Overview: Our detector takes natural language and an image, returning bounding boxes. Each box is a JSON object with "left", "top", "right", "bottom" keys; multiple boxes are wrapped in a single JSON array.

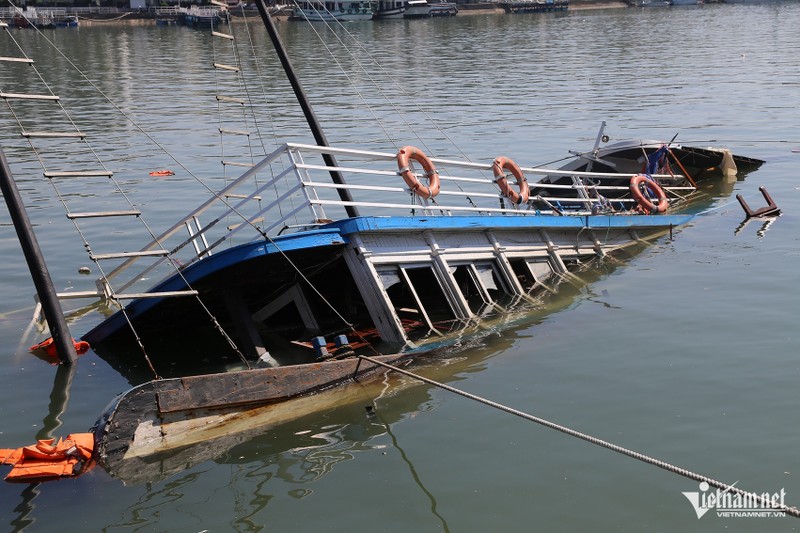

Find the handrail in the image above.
[{"left": 101, "top": 143, "right": 693, "bottom": 299}]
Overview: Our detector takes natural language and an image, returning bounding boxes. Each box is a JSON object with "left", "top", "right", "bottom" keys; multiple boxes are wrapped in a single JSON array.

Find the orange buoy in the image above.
[
  {"left": 492, "top": 156, "right": 530, "bottom": 205},
  {"left": 630, "top": 174, "right": 668, "bottom": 214},
  {"left": 29, "top": 337, "right": 90, "bottom": 364},
  {"left": 0, "top": 433, "right": 94, "bottom": 482},
  {"left": 149, "top": 169, "right": 175, "bottom": 177},
  {"left": 396, "top": 146, "right": 440, "bottom": 199}
]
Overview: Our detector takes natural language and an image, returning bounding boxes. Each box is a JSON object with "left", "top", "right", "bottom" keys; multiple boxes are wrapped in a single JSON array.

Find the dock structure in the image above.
[{"left": 499, "top": 0, "right": 569, "bottom": 13}]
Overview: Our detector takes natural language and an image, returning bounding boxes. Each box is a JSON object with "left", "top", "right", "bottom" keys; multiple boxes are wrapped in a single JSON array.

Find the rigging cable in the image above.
[
  {"left": 2, "top": 14, "right": 252, "bottom": 375},
  {"left": 357, "top": 355, "right": 800, "bottom": 519},
  {"left": 287, "top": 1, "right": 490, "bottom": 199}
]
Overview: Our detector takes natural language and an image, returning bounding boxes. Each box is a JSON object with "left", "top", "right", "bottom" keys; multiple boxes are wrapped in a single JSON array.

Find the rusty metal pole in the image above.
[{"left": 0, "top": 147, "right": 77, "bottom": 364}]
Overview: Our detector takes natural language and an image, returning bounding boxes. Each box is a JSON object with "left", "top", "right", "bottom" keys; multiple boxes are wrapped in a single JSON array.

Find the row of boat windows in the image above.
[
  {"left": 295, "top": 1, "right": 373, "bottom": 10},
  {"left": 257, "top": 257, "right": 561, "bottom": 350},
  {"left": 379, "top": 259, "right": 557, "bottom": 333}
]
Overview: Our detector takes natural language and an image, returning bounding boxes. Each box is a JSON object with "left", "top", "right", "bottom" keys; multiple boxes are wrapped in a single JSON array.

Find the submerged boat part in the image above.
[{"left": 736, "top": 186, "right": 781, "bottom": 218}]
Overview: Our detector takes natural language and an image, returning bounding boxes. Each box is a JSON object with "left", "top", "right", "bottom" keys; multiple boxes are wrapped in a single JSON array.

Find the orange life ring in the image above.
[
  {"left": 396, "top": 146, "right": 440, "bottom": 199},
  {"left": 630, "top": 174, "right": 668, "bottom": 214},
  {"left": 492, "top": 156, "right": 529, "bottom": 205}
]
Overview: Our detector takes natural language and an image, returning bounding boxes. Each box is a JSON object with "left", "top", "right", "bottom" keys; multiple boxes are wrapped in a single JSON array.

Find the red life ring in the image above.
[
  {"left": 396, "top": 146, "right": 440, "bottom": 199},
  {"left": 630, "top": 174, "right": 668, "bottom": 214},
  {"left": 492, "top": 156, "right": 529, "bottom": 205}
]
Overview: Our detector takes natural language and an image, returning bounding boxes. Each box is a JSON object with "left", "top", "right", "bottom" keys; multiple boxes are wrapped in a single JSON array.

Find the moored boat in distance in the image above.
[
  {"left": 403, "top": 0, "right": 433, "bottom": 17},
  {"left": 5, "top": 7, "right": 79, "bottom": 28},
  {"left": 499, "top": 0, "right": 569, "bottom": 14},
  {"left": 375, "top": 0, "right": 406, "bottom": 18},
  {"left": 180, "top": 5, "right": 228, "bottom": 27},
  {"left": 291, "top": 0, "right": 375, "bottom": 21},
  {"left": 630, "top": 0, "right": 671, "bottom": 6},
  {"left": 428, "top": 0, "right": 458, "bottom": 15}
]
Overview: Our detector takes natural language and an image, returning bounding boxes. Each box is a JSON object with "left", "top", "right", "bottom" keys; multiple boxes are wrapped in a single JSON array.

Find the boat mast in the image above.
[
  {"left": 0, "top": 148, "right": 78, "bottom": 363},
  {"left": 253, "top": 0, "right": 360, "bottom": 218}
]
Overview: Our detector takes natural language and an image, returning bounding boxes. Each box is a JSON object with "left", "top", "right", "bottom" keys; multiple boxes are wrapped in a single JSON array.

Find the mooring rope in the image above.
[{"left": 357, "top": 355, "right": 800, "bottom": 519}]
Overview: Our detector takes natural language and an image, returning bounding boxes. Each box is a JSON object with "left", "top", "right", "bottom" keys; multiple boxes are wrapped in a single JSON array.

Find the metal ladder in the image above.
[{"left": 1, "top": 25, "right": 198, "bottom": 306}]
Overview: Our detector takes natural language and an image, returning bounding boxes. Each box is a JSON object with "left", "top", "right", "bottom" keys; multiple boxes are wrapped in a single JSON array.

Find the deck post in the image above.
[
  {"left": 253, "top": 0, "right": 360, "bottom": 219},
  {"left": 0, "top": 148, "right": 77, "bottom": 363}
]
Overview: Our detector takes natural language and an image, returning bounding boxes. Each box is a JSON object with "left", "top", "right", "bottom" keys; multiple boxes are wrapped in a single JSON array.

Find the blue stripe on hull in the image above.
[{"left": 328, "top": 213, "right": 694, "bottom": 234}]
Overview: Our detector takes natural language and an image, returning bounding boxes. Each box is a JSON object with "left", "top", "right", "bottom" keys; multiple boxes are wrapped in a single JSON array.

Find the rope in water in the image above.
[{"left": 358, "top": 355, "right": 800, "bottom": 519}]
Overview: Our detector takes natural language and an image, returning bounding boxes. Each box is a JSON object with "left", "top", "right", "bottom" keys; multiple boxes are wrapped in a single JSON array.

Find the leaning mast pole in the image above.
[
  {"left": 0, "top": 148, "right": 78, "bottom": 364},
  {"left": 253, "top": 0, "right": 360, "bottom": 218}
]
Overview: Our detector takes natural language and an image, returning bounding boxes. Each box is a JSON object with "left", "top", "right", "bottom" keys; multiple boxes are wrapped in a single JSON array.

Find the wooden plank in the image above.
[
  {"left": 0, "top": 92, "right": 59, "bottom": 101},
  {"left": 219, "top": 127, "right": 250, "bottom": 136},
  {"left": 224, "top": 193, "right": 262, "bottom": 201},
  {"left": 90, "top": 249, "right": 170, "bottom": 260},
  {"left": 44, "top": 170, "right": 113, "bottom": 178},
  {"left": 22, "top": 131, "right": 85, "bottom": 138},
  {"left": 112, "top": 290, "right": 198, "bottom": 299},
  {"left": 0, "top": 56, "right": 34, "bottom": 63},
  {"left": 56, "top": 290, "right": 104, "bottom": 299},
  {"left": 155, "top": 353, "right": 411, "bottom": 413},
  {"left": 67, "top": 210, "right": 141, "bottom": 219},
  {"left": 216, "top": 95, "right": 244, "bottom": 105},
  {"left": 213, "top": 63, "right": 239, "bottom": 72}
]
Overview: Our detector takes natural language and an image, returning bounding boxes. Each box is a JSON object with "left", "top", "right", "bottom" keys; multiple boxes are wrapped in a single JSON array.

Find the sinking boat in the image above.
[
  {"left": 533, "top": 123, "right": 764, "bottom": 212},
  {"left": 0, "top": 0, "right": 764, "bottom": 480}
]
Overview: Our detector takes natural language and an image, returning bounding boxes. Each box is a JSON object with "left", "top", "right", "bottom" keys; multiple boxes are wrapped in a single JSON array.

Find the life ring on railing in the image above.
[
  {"left": 396, "top": 146, "right": 440, "bottom": 199},
  {"left": 630, "top": 174, "right": 668, "bottom": 214},
  {"left": 492, "top": 156, "right": 529, "bottom": 205}
]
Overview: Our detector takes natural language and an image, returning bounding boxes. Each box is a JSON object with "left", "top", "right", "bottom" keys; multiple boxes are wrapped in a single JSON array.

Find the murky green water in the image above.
[{"left": 2, "top": 4, "right": 799, "bottom": 531}]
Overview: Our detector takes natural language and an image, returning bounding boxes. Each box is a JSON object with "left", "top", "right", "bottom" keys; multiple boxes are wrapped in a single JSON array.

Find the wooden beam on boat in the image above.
[
  {"left": 96, "top": 352, "right": 414, "bottom": 449},
  {"left": 153, "top": 354, "right": 410, "bottom": 413}
]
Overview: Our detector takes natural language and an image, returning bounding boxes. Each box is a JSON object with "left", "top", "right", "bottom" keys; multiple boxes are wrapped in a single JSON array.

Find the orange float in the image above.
[
  {"left": 492, "top": 156, "right": 529, "bottom": 205},
  {"left": 29, "top": 337, "right": 90, "bottom": 363},
  {"left": 396, "top": 146, "right": 440, "bottom": 200},
  {"left": 0, "top": 433, "right": 94, "bottom": 481},
  {"left": 149, "top": 169, "right": 175, "bottom": 177},
  {"left": 630, "top": 174, "right": 668, "bottom": 214}
]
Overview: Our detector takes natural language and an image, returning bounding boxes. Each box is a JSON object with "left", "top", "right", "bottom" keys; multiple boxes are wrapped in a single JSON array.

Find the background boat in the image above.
[{"left": 291, "top": 0, "right": 375, "bottom": 21}]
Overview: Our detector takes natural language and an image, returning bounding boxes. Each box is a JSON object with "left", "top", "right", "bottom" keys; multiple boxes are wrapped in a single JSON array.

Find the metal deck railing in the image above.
[{"left": 102, "top": 142, "right": 692, "bottom": 298}]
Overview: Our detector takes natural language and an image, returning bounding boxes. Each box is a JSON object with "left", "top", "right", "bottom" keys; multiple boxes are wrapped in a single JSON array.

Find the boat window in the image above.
[
  {"left": 509, "top": 258, "right": 554, "bottom": 293},
  {"left": 452, "top": 265, "right": 489, "bottom": 314},
  {"left": 475, "top": 263, "right": 499, "bottom": 292},
  {"left": 377, "top": 269, "right": 401, "bottom": 290},
  {"left": 381, "top": 265, "right": 456, "bottom": 335}
]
